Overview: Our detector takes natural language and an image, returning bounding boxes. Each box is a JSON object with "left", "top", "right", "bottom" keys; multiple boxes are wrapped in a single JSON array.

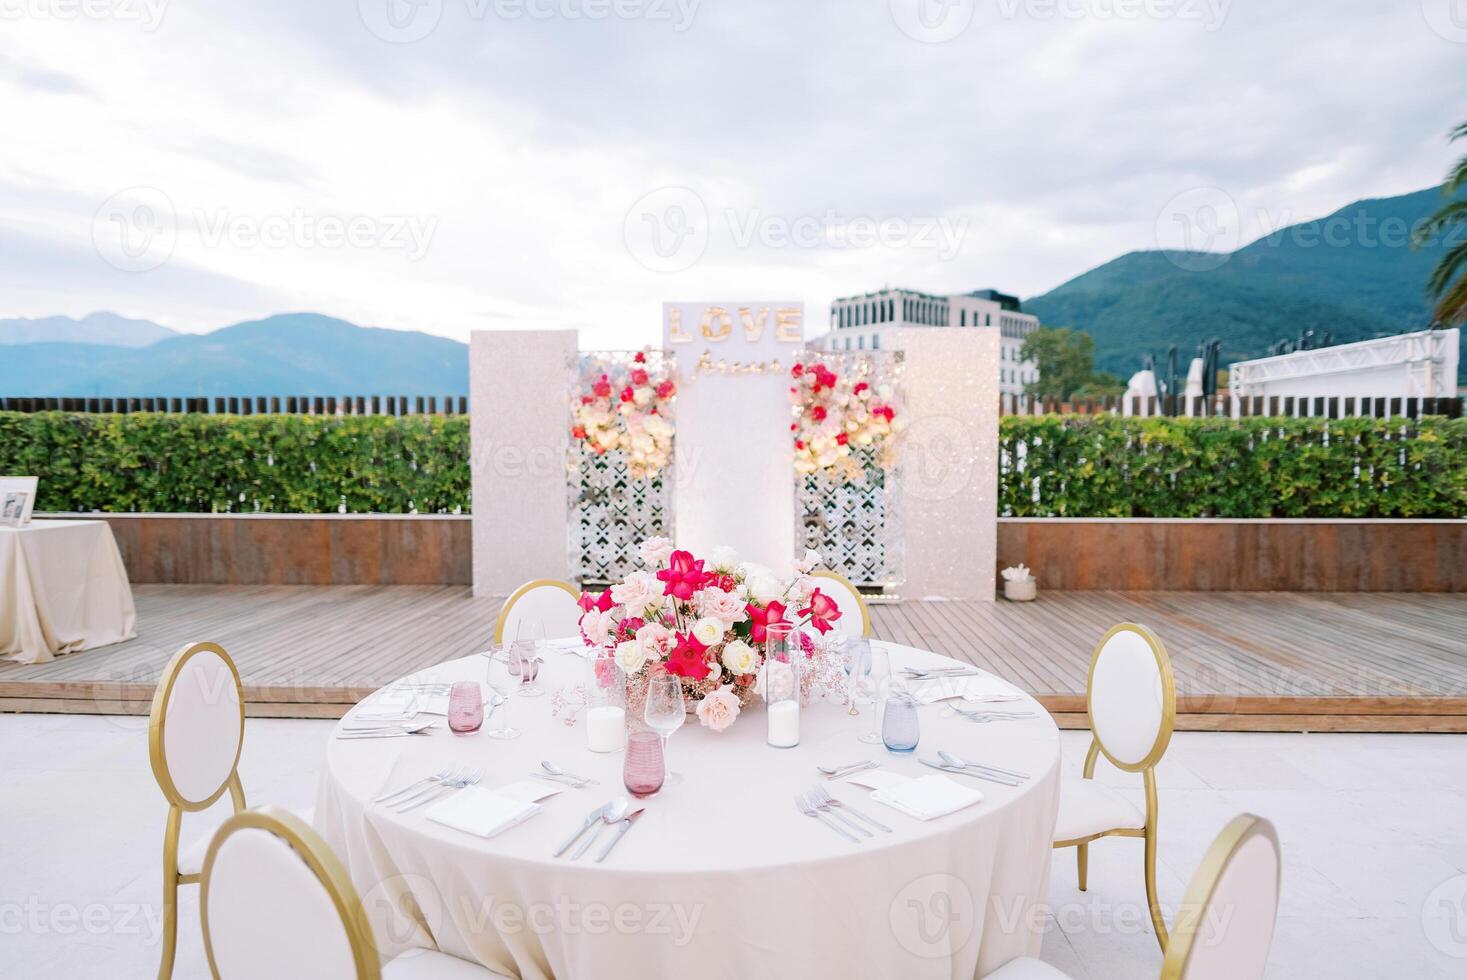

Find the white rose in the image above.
[
  {"left": 692, "top": 617, "right": 724, "bottom": 646},
  {"left": 638, "top": 536, "right": 675, "bottom": 567},
  {"left": 633, "top": 386, "right": 654, "bottom": 407},
  {"left": 709, "top": 545, "right": 739, "bottom": 571},
  {"left": 614, "top": 639, "right": 646, "bottom": 675},
  {"left": 794, "top": 548, "right": 822, "bottom": 574},
  {"left": 579, "top": 609, "right": 613, "bottom": 647},
  {"left": 721, "top": 640, "right": 758, "bottom": 676}
]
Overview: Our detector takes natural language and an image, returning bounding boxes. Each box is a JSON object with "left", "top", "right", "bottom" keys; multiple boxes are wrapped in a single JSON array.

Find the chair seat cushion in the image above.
[
  {"left": 983, "top": 956, "right": 1074, "bottom": 979},
  {"left": 179, "top": 806, "right": 315, "bottom": 877},
  {"left": 1052, "top": 778, "right": 1144, "bottom": 844},
  {"left": 384, "top": 949, "right": 512, "bottom": 979}
]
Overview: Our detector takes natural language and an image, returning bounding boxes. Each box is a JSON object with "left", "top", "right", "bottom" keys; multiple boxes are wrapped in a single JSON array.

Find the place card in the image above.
[
  {"left": 870, "top": 774, "right": 984, "bottom": 821},
  {"left": 845, "top": 769, "right": 910, "bottom": 792}
]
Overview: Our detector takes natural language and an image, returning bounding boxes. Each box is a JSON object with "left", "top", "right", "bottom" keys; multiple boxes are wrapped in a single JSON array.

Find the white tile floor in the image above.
[{"left": 2, "top": 714, "right": 1464, "bottom": 978}]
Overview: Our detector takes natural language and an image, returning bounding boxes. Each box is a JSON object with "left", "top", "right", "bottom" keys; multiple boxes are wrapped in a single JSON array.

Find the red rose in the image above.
[
  {"left": 667, "top": 632, "right": 711, "bottom": 680},
  {"left": 634, "top": 351, "right": 646, "bottom": 363},
  {"left": 630, "top": 368, "right": 649, "bottom": 386},
  {"left": 811, "top": 406, "right": 827, "bottom": 422},
  {"left": 619, "top": 386, "right": 634, "bottom": 403},
  {"left": 791, "top": 363, "right": 805, "bottom": 377},
  {"left": 656, "top": 550, "right": 712, "bottom": 600},
  {"left": 836, "top": 432, "right": 848, "bottom": 446},
  {"left": 592, "top": 377, "right": 612, "bottom": 398},
  {"left": 571, "top": 425, "right": 587, "bottom": 440},
  {"left": 746, "top": 600, "right": 791, "bottom": 644},
  {"left": 800, "top": 589, "right": 842, "bottom": 634},
  {"left": 794, "top": 439, "right": 804, "bottom": 450},
  {"left": 656, "top": 380, "right": 676, "bottom": 398},
  {"left": 853, "top": 381, "right": 869, "bottom": 395}
]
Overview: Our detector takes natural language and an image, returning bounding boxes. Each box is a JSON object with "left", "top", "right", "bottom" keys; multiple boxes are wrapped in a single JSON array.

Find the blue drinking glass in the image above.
[{"left": 881, "top": 694, "right": 920, "bottom": 753}]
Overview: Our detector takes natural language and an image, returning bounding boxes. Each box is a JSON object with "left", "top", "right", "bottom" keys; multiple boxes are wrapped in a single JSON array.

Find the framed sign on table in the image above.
[{"left": 0, "top": 476, "right": 38, "bottom": 528}]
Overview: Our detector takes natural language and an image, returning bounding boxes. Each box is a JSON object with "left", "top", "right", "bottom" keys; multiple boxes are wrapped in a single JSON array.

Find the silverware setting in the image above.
[
  {"left": 375, "top": 767, "right": 455, "bottom": 803},
  {"left": 530, "top": 771, "right": 591, "bottom": 788},
  {"left": 808, "top": 785, "right": 893, "bottom": 834},
  {"left": 595, "top": 807, "right": 646, "bottom": 862},
  {"left": 555, "top": 801, "right": 613, "bottom": 857},
  {"left": 541, "top": 761, "right": 598, "bottom": 786},
  {"left": 919, "top": 757, "right": 1022, "bottom": 786},
  {"left": 938, "top": 750, "right": 1029, "bottom": 781},
  {"left": 336, "top": 723, "right": 438, "bottom": 740},
  {"left": 555, "top": 797, "right": 631, "bottom": 859},
  {"left": 797, "top": 793, "right": 861, "bottom": 843},
  {"left": 816, "top": 760, "right": 878, "bottom": 780},
  {"left": 902, "top": 666, "right": 979, "bottom": 679},
  {"left": 388, "top": 769, "right": 482, "bottom": 812},
  {"left": 952, "top": 706, "right": 1038, "bottom": 723}
]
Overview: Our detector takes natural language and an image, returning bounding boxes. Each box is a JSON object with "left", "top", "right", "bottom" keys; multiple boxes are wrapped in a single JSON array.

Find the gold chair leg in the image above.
[
  {"left": 1143, "top": 770, "right": 1168, "bottom": 952},
  {"left": 1077, "top": 842, "right": 1089, "bottom": 891},
  {"left": 158, "top": 806, "right": 181, "bottom": 980}
]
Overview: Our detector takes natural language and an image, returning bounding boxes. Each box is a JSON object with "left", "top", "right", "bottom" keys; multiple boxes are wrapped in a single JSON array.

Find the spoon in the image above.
[
  {"left": 816, "top": 760, "right": 877, "bottom": 778},
  {"left": 542, "top": 761, "right": 598, "bottom": 786},
  {"left": 572, "top": 796, "right": 630, "bottom": 859},
  {"left": 938, "top": 750, "right": 1030, "bottom": 781},
  {"left": 903, "top": 666, "right": 978, "bottom": 679}
]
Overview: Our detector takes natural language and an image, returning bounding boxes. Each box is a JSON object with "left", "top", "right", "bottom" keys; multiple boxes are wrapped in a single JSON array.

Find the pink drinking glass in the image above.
[
  {"left": 447, "top": 681, "right": 483, "bottom": 735},
  {"left": 623, "top": 731, "right": 665, "bottom": 798}
]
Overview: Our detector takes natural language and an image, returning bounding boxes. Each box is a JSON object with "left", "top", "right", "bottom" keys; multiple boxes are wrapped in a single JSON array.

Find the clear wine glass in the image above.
[
  {"left": 858, "top": 646, "right": 890, "bottom": 744},
  {"left": 481, "top": 648, "right": 522, "bottom": 740},
  {"left": 643, "top": 672, "right": 686, "bottom": 786},
  {"left": 511, "top": 618, "right": 546, "bottom": 697},
  {"left": 842, "top": 636, "right": 872, "bottom": 717}
]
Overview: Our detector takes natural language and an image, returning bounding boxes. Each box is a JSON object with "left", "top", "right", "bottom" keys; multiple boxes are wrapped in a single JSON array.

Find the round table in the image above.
[{"left": 316, "top": 641, "right": 1061, "bottom": 979}]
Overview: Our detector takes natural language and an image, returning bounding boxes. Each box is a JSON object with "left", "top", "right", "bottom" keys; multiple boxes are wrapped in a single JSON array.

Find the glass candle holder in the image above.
[
  {"left": 447, "top": 681, "right": 483, "bottom": 735},
  {"left": 881, "top": 693, "right": 920, "bottom": 753},
  {"left": 765, "top": 624, "right": 801, "bottom": 748},
  {"left": 585, "top": 655, "right": 626, "bottom": 753},
  {"left": 623, "top": 730, "right": 665, "bottom": 798}
]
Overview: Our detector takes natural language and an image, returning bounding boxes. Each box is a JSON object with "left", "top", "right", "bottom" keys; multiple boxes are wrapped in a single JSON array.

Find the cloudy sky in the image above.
[{"left": 2, "top": 0, "right": 1466, "bottom": 347}]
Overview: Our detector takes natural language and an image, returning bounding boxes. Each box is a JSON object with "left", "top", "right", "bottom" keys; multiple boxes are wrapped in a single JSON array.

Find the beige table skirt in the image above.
[{"left": 0, "top": 519, "right": 138, "bottom": 664}]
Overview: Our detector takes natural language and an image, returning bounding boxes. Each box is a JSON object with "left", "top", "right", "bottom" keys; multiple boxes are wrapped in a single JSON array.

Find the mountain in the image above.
[
  {"left": 1025, "top": 184, "right": 1465, "bottom": 379},
  {"left": 0, "top": 313, "right": 468, "bottom": 397},
  {"left": 0, "top": 312, "right": 177, "bottom": 347}
]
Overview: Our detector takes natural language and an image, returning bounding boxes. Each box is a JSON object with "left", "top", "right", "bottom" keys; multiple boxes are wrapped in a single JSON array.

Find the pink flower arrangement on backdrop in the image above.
[
  {"left": 789, "top": 358, "right": 903, "bottom": 480},
  {"left": 578, "top": 540, "right": 842, "bottom": 730},
  {"left": 571, "top": 350, "right": 676, "bottom": 479}
]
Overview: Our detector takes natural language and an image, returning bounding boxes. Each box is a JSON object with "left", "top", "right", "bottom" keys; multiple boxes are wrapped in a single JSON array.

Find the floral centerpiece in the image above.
[
  {"left": 789, "top": 357, "right": 902, "bottom": 480},
  {"left": 571, "top": 351, "right": 676, "bottom": 478},
  {"left": 577, "top": 538, "right": 844, "bottom": 731}
]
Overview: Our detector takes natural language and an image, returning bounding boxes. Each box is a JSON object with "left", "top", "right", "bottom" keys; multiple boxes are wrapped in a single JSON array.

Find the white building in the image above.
[
  {"left": 1229, "top": 328, "right": 1460, "bottom": 400},
  {"left": 816, "top": 287, "right": 1041, "bottom": 395}
]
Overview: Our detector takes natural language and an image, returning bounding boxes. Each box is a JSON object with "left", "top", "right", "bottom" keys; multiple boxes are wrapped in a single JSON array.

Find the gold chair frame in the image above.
[
  {"left": 492, "top": 578, "right": 580, "bottom": 645},
  {"left": 1053, "top": 622, "right": 1176, "bottom": 952},
  {"left": 200, "top": 806, "right": 382, "bottom": 980},
  {"left": 148, "top": 641, "right": 247, "bottom": 980},
  {"left": 810, "top": 570, "right": 872, "bottom": 637},
  {"left": 1159, "top": 813, "right": 1279, "bottom": 979}
]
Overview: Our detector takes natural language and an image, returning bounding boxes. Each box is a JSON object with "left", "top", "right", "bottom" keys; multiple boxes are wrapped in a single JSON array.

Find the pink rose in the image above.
[
  {"left": 634, "top": 622, "right": 675, "bottom": 661},
  {"left": 610, "top": 571, "right": 662, "bottom": 614},
  {"left": 579, "top": 608, "right": 614, "bottom": 647},
  {"left": 695, "top": 685, "right": 741, "bottom": 732},
  {"left": 695, "top": 587, "right": 748, "bottom": 629}
]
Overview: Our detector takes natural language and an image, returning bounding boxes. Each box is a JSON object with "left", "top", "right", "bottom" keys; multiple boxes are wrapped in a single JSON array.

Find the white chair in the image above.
[
  {"left": 985, "top": 814, "right": 1281, "bottom": 980},
  {"left": 1052, "top": 623, "right": 1176, "bottom": 951},
  {"left": 148, "top": 641, "right": 313, "bottom": 980},
  {"left": 810, "top": 569, "right": 871, "bottom": 637},
  {"left": 493, "top": 579, "right": 581, "bottom": 644},
  {"left": 201, "top": 806, "right": 508, "bottom": 979}
]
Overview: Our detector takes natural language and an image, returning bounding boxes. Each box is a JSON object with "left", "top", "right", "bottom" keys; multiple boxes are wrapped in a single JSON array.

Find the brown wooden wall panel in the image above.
[
  {"left": 52, "top": 515, "right": 471, "bottom": 585},
  {"left": 997, "top": 519, "right": 1467, "bottom": 592}
]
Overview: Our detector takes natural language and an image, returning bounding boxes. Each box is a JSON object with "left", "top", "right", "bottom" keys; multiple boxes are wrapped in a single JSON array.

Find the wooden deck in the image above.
[{"left": 2, "top": 586, "right": 1464, "bottom": 731}]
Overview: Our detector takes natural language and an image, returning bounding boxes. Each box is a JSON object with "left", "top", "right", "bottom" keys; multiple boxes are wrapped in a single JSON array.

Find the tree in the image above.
[
  {"left": 1020, "top": 327, "right": 1109, "bottom": 399},
  {"left": 1414, "top": 120, "right": 1467, "bottom": 326}
]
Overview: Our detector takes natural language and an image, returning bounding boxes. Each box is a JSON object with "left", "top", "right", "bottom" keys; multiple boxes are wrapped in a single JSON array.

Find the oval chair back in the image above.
[
  {"left": 1161, "top": 814, "right": 1282, "bottom": 980},
  {"left": 810, "top": 570, "right": 871, "bottom": 638},
  {"left": 201, "top": 806, "right": 380, "bottom": 980},
  {"left": 150, "top": 641, "right": 247, "bottom": 812},
  {"left": 1087, "top": 623, "right": 1175, "bottom": 772},
  {"left": 493, "top": 579, "right": 582, "bottom": 645}
]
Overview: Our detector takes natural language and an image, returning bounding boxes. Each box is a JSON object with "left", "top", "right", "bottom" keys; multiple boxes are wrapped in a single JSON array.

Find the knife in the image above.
[
  {"left": 554, "top": 803, "right": 609, "bottom": 857},
  {"left": 595, "top": 808, "right": 646, "bottom": 862},
  {"left": 919, "top": 758, "right": 1022, "bottom": 786}
]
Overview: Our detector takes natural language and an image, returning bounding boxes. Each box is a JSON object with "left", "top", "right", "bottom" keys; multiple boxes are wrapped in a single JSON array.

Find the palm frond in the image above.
[
  {"left": 1450, "top": 120, "right": 1467, "bottom": 143},
  {"left": 1432, "top": 273, "right": 1467, "bottom": 326},
  {"left": 1426, "top": 238, "right": 1467, "bottom": 298},
  {"left": 1446, "top": 155, "right": 1467, "bottom": 196},
  {"left": 1412, "top": 200, "right": 1467, "bottom": 246}
]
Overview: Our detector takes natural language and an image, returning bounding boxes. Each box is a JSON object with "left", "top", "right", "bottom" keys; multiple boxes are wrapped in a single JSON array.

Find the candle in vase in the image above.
[
  {"left": 767, "top": 700, "right": 800, "bottom": 748},
  {"left": 587, "top": 705, "right": 626, "bottom": 753}
]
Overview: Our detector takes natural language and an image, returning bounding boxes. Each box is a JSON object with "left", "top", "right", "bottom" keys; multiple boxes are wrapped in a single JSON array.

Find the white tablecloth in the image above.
[
  {"left": 317, "top": 642, "right": 1061, "bottom": 979},
  {"left": 0, "top": 519, "right": 137, "bottom": 664}
]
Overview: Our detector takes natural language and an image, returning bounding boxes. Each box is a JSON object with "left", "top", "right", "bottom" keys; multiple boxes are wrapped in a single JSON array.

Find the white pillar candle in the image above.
[
  {"left": 767, "top": 700, "right": 800, "bottom": 748},
  {"left": 586, "top": 705, "right": 625, "bottom": 753}
]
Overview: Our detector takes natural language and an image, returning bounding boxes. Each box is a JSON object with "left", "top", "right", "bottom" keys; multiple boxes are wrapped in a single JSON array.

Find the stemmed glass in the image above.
[
  {"left": 481, "top": 649, "right": 522, "bottom": 740},
  {"left": 643, "top": 671, "right": 686, "bottom": 786},
  {"left": 857, "top": 646, "right": 890, "bottom": 744},
  {"left": 841, "top": 636, "right": 872, "bottom": 717},
  {"left": 510, "top": 619, "right": 546, "bottom": 697}
]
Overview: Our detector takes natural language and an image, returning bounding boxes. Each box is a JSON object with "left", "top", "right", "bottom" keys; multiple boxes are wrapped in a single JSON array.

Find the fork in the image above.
[
  {"left": 375, "top": 768, "right": 457, "bottom": 805},
  {"left": 796, "top": 795, "right": 860, "bottom": 843},
  {"left": 805, "top": 791, "right": 872, "bottom": 837},
  {"left": 808, "top": 784, "right": 892, "bottom": 833},
  {"left": 394, "top": 769, "right": 481, "bottom": 812}
]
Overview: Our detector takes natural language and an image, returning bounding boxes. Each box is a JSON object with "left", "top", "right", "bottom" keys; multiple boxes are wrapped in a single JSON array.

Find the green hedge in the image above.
[
  {"left": 1000, "top": 415, "right": 1467, "bottom": 518},
  {"left": 2, "top": 411, "right": 1464, "bottom": 517},
  {"left": 0, "top": 412, "right": 470, "bottom": 513}
]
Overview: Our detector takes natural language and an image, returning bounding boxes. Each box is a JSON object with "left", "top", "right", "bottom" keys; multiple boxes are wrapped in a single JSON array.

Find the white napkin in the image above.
[
  {"left": 496, "top": 780, "right": 565, "bottom": 803},
  {"left": 870, "top": 774, "right": 983, "bottom": 820},
  {"left": 903, "top": 674, "right": 1023, "bottom": 705},
  {"left": 845, "top": 769, "right": 910, "bottom": 792},
  {"left": 354, "top": 691, "right": 450, "bottom": 721},
  {"left": 425, "top": 787, "right": 541, "bottom": 838}
]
